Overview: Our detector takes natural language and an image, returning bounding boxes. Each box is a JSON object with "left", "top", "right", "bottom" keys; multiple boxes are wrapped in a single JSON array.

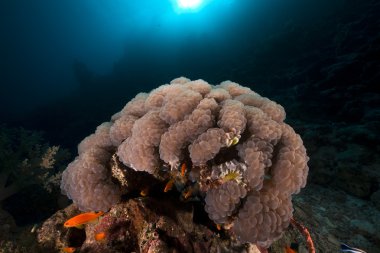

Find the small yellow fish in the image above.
[
  {"left": 62, "top": 247, "right": 76, "bottom": 253},
  {"left": 94, "top": 231, "right": 106, "bottom": 242},
  {"left": 64, "top": 211, "right": 104, "bottom": 229},
  {"left": 164, "top": 179, "right": 175, "bottom": 192}
]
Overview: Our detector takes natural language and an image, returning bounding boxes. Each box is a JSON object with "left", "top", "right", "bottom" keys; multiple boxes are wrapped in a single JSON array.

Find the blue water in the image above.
[{"left": 1, "top": 0, "right": 340, "bottom": 124}]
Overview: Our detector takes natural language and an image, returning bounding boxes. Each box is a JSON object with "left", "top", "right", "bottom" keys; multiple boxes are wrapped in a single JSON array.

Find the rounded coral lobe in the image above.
[{"left": 60, "top": 77, "right": 309, "bottom": 247}]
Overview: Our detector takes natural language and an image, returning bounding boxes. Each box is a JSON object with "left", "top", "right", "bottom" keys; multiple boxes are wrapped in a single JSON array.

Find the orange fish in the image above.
[
  {"left": 164, "top": 179, "right": 175, "bottom": 192},
  {"left": 64, "top": 211, "right": 104, "bottom": 229},
  {"left": 183, "top": 188, "right": 192, "bottom": 199},
  {"left": 181, "top": 163, "right": 187, "bottom": 177},
  {"left": 62, "top": 247, "right": 76, "bottom": 253},
  {"left": 95, "top": 231, "right": 106, "bottom": 242},
  {"left": 140, "top": 187, "right": 149, "bottom": 196},
  {"left": 285, "top": 246, "right": 297, "bottom": 253}
]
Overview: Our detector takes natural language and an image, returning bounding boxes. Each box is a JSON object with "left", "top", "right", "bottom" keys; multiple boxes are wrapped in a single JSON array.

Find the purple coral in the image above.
[{"left": 60, "top": 77, "right": 309, "bottom": 247}]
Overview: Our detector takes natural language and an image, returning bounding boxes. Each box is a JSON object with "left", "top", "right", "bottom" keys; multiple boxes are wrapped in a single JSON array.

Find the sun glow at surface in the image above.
[{"left": 177, "top": 0, "right": 202, "bottom": 9}]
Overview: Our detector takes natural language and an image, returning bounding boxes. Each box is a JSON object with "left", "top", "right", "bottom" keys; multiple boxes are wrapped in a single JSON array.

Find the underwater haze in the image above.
[
  {"left": 0, "top": 0, "right": 379, "bottom": 252},
  {"left": 1, "top": 0, "right": 339, "bottom": 126}
]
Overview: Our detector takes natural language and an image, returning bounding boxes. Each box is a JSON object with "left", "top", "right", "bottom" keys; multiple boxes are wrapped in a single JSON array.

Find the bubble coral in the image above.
[{"left": 61, "top": 77, "right": 309, "bottom": 247}]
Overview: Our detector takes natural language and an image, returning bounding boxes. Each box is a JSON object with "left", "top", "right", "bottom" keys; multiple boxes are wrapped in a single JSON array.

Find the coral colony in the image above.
[{"left": 61, "top": 77, "right": 309, "bottom": 247}]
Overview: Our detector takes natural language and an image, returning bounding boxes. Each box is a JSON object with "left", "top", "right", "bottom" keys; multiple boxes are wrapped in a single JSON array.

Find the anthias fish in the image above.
[
  {"left": 64, "top": 211, "right": 104, "bottom": 228},
  {"left": 62, "top": 247, "right": 76, "bottom": 253},
  {"left": 164, "top": 178, "right": 175, "bottom": 192},
  {"left": 181, "top": 163, "right": 187, "bottom": 177},
  {"left": 94, "top": 231, "right": 106, "bottom": 241}
]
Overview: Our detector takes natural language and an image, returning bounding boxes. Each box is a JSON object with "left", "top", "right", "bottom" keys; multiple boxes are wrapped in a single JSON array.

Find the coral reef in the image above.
[
  {"left": 0, "top": 125, "right": 70, "bottom": 204},
  {"left": 288, "top": 183, "right": 380, "bottom": 253},
  {"left": 37, "top": 199, "right": 259, "bottom": 253},
  {"left": 61, "top": 77, "right": 309, "bottom": 247},
  {"left": 301, "top": 123, "right": 380, "bottom": 200},
  {"left": 5, "top": 182, "right": 380, "bottom": 253},
  {"left": 0, "top": 125, "right": 71, "bottom": 252}
]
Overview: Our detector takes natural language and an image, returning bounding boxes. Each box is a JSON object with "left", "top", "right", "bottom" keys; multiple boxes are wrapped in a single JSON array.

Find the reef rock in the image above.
[{"left": 37, "top": 198, "right": 258, "bottom": 253}]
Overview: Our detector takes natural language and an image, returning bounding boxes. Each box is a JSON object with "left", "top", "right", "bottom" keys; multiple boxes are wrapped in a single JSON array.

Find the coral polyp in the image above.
[{"left": 212, "top": 160, "right": 246, "bottom": 185}]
